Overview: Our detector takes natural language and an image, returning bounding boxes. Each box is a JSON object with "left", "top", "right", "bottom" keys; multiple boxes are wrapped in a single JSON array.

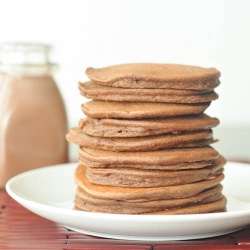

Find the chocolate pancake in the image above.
[
  {"left": 80, "top": 114, "right": 220, "bottom": 138},
  {"left": 74, "top": 165, "right": 224, "bottom": 201},
  {"left": 67, "top": 128, "right": 214, "bottom": 151},
  {"left": 85, "top": 155, "right": 225, "bottom": 187},
  {"left": 79, "top": 81, "right": 218, "bottom": 103},
  {"left": 85, "top": 64, "right": 221, "bottom": 90},
  {"left": 148, "top": 197, "right": 226, "bottom": 214},
  {"left": 81, "top": 100, "right": 211, "bottom": 119},
  {"left": 74, "top": 184, "right": 225, "bottom": 214},
  {"left": 78, "top": 146, "right": 219, "bottom": 168}
]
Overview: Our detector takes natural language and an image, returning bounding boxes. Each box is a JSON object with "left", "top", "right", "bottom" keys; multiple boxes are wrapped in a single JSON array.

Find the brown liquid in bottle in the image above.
[{"left": 0, "top": 43, "right": 68, "bottom": 188}]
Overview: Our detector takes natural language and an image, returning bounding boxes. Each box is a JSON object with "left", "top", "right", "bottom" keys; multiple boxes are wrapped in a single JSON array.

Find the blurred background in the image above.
[{"left": 1, "top": 0, "right": 249, "bottom": 161}]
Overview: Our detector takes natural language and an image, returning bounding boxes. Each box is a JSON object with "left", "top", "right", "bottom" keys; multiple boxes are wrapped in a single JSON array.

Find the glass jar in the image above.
[{"left": 0, "top": 42, "right": 68, "bottom": 188}]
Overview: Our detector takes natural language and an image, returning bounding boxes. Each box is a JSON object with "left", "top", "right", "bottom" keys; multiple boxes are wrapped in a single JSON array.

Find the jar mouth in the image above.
[
  {"left": 0, "top": 42, "right": 57, "bottom": 75},
  {"left": 0, "top": 42, "right": 52, "bottom": 59},
  {"left": 0, "top": 63, "right": 58, "bottom": 76}
]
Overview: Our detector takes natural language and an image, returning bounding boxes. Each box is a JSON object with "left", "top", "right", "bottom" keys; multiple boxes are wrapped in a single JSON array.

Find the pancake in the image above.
[
  {"left": 85, "top": 63, "right": 221, "bottom": 90},
  {"left": 81, "top": 100, "right": 211, "bottom": 119},
  {"left": 80, "top": 114, "right": 220, "bottom": 138},
  {"left": 86, "top": 155, "right": 226, "bottom": 187},
  {"left": 74, "top": 184, "right": 225, "bottom": 214},
  {"left": 78, "top": 146, "right": 219, "bottom": 168},
  {"left": 116, "top": 161, "right": 214, "bottom": 171},
  {"left": 79, "top": 81, "right": 218, "bottom": 103},
  {"left": 148, "top": 197, "right": 226, "bottom": 214},
  {"left": 74, "top": 165, "right": 224, "bottom": 201},
  {"left": 66, "top": 128, "right": 215, "bottom": 151}
]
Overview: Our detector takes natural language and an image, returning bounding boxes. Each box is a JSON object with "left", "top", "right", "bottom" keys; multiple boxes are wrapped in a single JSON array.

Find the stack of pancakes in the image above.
[{"left": 66, "top": 63, "right": 227, "bottom": 214}]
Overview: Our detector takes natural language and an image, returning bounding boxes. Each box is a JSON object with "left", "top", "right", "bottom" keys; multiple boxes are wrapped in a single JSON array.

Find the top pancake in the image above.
[{"left": 85, "top": 63, "right": 221, "bottom": 90}]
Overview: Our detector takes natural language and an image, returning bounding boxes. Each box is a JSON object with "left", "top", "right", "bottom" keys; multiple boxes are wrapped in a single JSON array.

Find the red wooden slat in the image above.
[{"left": 1, "top": 189, "right": 250, "bottom": 250}]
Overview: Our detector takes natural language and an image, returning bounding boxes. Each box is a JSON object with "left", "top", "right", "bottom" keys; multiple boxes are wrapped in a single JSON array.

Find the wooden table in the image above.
[{"left": 0, "top": 189, "right": 250, "bottom": 250}]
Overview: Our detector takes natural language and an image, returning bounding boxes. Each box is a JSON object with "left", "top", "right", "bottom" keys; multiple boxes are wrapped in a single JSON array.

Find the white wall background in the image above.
[{"left": 1, "top": 0, "right": 250, "bottom": 131}]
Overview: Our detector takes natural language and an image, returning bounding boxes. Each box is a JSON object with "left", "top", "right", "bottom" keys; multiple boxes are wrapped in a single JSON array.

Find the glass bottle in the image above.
[{"left": 0, "top": 42, "right": 68, "bottom": 188}]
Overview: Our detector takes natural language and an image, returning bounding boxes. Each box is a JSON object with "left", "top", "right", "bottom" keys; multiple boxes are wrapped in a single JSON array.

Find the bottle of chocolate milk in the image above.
[{"left": 0, "top": 43, "right": 68, "bottom": 188}]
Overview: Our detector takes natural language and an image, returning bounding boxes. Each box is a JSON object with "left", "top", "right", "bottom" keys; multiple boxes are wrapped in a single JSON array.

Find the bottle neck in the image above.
[
  {"left": 0, "top": 43, "right": 57, "bottom": 76},
  {"left": 0, "top": 63, "right": 57, "bottom": 76}
]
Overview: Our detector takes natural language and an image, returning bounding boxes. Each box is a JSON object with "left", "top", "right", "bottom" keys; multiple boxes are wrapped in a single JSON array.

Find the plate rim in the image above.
[{"left": 5, "top": 161, "right": 250, "bottom": 241}]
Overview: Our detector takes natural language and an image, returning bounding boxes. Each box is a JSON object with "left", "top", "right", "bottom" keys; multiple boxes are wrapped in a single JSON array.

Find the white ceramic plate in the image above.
[{"left": 6, "top": 162, "right": 250, "bottom": 241}]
